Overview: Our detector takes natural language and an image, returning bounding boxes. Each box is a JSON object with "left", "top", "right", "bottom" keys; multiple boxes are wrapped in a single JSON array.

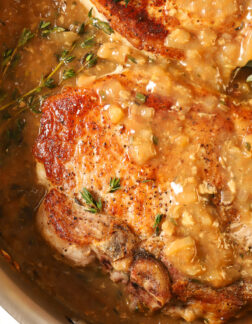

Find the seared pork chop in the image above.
[
  {"left": 34, "top": 68, "right": 252, "bottom": 323},
  {"left": 81, "top": 0, "right": 252, "bottom": 87}
]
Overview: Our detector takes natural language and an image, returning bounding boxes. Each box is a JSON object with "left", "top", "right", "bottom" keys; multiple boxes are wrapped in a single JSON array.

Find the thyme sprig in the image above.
[
  {"left": 80, "top": 188, "right": 102, "bottom": 213},
  {"left": 0, "top": 43, "right": 76, "bottom": 112},
  {"left": 2, "top": 28, "right": 34, "bottom": 77},
  {"left": 109, "top": 177, "right": 121, "bottom": 193},
  {"left": 0, "top": 12, "right": 100, "bottom": 115}
]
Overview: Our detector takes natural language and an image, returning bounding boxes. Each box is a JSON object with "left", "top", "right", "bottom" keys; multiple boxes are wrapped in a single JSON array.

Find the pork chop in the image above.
[
  {"left": 33, "top": 68, "right": 252, "bottom": 323},
  {"left": 81, "top": 0, "right": 252, "bottom": 88}
]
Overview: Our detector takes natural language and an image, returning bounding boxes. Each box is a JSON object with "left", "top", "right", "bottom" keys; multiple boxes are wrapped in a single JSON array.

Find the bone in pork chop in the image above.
[
  {"left": 33, "top": 69, "right": 252, "bottom": 323},
  {"left": 81, "top": 0, "right": 252, "bottom": 87}
]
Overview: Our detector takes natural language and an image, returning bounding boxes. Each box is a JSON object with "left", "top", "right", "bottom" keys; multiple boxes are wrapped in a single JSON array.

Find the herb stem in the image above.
[
  {"left": 76, "top": 63, "right": 87, "bottom": 74},
  {"left": 0, "top": 99, "right": 17, "bottom": 112},
  {"left": 2, "top": 28, "right": 34, "bottom": 78},
  {"left": 0, "top": 106, "right": 27, "bottom": 137},
  {"left": 21, "top": 87, "right": 39, "bottom": 100},
  {"left": 0, "top": 86, "right": 38, "bottom": 112},
  {"left": 0, "top": 42, "right": 76, "bottom": 112},
  {"left": 47, "top": 61, "right": 64, "bottom": 80},
  {"left": 2, "top": 47, "right": 18, "bottom": 77}
]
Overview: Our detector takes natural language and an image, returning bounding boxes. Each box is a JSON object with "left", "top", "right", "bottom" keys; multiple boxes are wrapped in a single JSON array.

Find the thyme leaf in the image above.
[
  {"left": 59, "top": 50, "right": 75, "bottom": 64},
  {"left": 81, "top": 36, "right": 95, "bottom": 48},
  {"left": 77, "top": 23, "right": 85, "bottom": 35},
  {"left": 44, "top": 77, "right": 56, "bottom": 89},
  {"left": 52, "top": 26, "right": 66, "bottom": 33},
  {"left": 153, "top": 214, "right": 164, "bottom": 236},
  {"left": 1, "top": 49, "right": 13, "bottom": 68},
  {"left": 18, "top": 28, "right": 34, "bottom": 47},
  {"left": 39, "top": 22, "right": 66, "bottom": 37},
  {"left": 109, "top": 177, "right": 121, "bottom": 193},
  {"left": 80, "top": 188, "right": 102, "bottom": 213},
  {"left": 84, "top": 52, "right": 97, "bottom": 68},
  {"left": 39, "top": 21, "right": 51, "bottom": 30},
  {"left": 26, "top": 94, "right": 46, "bottom": 113},
  {"left": 88, "top": 8, "right": 114, "bottom": 35},
  {"left": 135, "top": 92, "right": 146, "bottom": 104},
  {"left": 127, "top": 55, "right": 137, "bottom": 64},
  {"left": 62, "top": 69, "right": 76, "bottom": 80},
  {"left": 141, "top": 179, "right": 153, "bottom": 183}
]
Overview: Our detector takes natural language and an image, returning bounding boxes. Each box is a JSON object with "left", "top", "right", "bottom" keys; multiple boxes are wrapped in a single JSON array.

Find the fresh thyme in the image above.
[
  {"left": 81, "top": 35, "right": 95, "bottom": 48},
  {"left": 0, "top": 13, "right": 99, "bottom": 117},
  {"left": 18, "top": 28, "right": 34, "bottom": 47},
  {"left": 75, "top": 52, "right": 98, "bottom": 75},
  {"left": 39, "top": 21, "right": 66, "bottom": 37},
  {"left": 153, "top": 214, "right": 164, "bottom": 236},
  {"left": 52, "top": 26, "right": 66, "bottom": 33},
  {"left": 43, "top": 77, "right": 56, "bottom": 89},
  {"left": 58, "top": 49, "right": 75, "bottom": 64},
  {"left": 109, "top": 177, "right": 121, "bottom": 193},
  {"left": 77, "top": 23, "right": 85, "bottom": 35},
  {"left": 135, "top": 92, "right": 146, "bottom": 104},
  {"left": 127, "top": 55, "right": 137, "bottom": 64},
  {"left": 0, "top": 43, "right": 76, "bottom": 112},
  {"left": 83, "top": 52, "right": 97, "bottom": 68},
  {"left": 141, "top": 179, "right": 154, "bottom": 183},
  {"left": 2, "top": 49, "right": 13, "bottom": 69},
  {"left": 2, "top": 28, "right": 34, "bottom": 76},
  {"left": 26, "top": 94, "right": 49, "bottom": 114},
  {"left": 80, "top": 188, "right": 102, "bottom": 213},
  {"left": 62, "top": 68, "right": 76, "bottom": 80},
  {"left": 88, "top": 8, "right": 114, "bottom": 35},
  {"left": 39, "top": 21, "right": 51, "bottom": 30}
]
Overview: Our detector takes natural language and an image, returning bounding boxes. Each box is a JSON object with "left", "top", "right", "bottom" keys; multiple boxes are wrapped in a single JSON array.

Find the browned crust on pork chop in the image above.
[
  {"left": 89, "top": 0, "right": 184, "bottom": 59},
  {"left": 87, "top": 0, "right": 248, "bottom": 63}
]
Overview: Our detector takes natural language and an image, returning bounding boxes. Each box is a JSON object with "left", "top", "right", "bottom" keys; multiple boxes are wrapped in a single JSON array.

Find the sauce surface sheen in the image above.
[{"left": 0, "top": 0, "right": 252, "bottom": 323}]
